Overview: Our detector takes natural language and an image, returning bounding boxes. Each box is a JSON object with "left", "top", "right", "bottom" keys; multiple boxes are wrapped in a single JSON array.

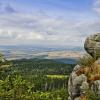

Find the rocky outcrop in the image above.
[
  {"left": 84, "top": 33, "right": 100, "bottom": 59},
  {"left": 68, "top": 33, "right": 100, "bottom": 100}
]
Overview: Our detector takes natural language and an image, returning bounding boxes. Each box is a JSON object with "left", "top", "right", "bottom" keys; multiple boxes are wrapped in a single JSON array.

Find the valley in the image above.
[{"left": 0, "top": 46, "right": 84, "bottom": 64}]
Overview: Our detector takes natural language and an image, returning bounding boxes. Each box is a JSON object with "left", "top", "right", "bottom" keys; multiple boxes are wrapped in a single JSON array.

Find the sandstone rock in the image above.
[
  {"left": 68, "top": 33, "right": 100, "bottom": 100},
  {"left": 95, "top": 58, "right": 100, "bottom": 65},
  {"left": 80, "top": 81, "right": 89, "bottom": 95},
  {"left": 73, "top": 65, "right": 82, "bottom": 71},
  {"left": 74, "top": 97, "right": 81, "bottom": 100},
  {"left": 91, "top": 80, "right": 100, "bottom": 95},
  {"left": 68, "top": 65, "right": 88, "bottom": 100},
  {"left": 68, "top": 74, "right": 88, "bottom": 100},
  {"left": 68, "top": 65, "right": 81, "bottom": 100},
  {"left": 84, "top": 33, "right": 100, "bottom": 59}
]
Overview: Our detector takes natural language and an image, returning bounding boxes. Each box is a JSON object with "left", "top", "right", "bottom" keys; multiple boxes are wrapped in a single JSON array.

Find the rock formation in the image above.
[
  {"left": 84, "top": 33, "right": 100, "bottom": 59},
  {"left": 68, "top": 33, "right": 100, "bottom": 100}
]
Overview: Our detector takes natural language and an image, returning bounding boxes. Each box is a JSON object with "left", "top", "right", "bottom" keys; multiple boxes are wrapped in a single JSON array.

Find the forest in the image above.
[{"left": 0, "top": 56, "right": 75, "bottom": 100}]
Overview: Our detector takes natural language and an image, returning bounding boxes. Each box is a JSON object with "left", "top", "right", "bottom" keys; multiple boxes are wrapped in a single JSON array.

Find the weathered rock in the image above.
[
  {"left": 68, "top": 33, "right": 100, "bottom": 100},
  {"left": 91, "top": 80, "right": 100, "bottom": 95},
  {"left": 73, "top": 65, "right": 82, "bottom": 71},
  {"left": 74, "top": 97, "right": 81, "bottom": 100},
  {"left": 84, "top": 33, "right": 100, "bottom": 59},
  {"left": 80, "top": 81, "right": 89, "bottom": 95},
  {"left": 68, "top": 64, "right": 88, "bottom": 100},
  {"left": 68, "top": 73, "right": 89, "bottom": 99},
  {"left": 95, "top": 58, "right": 100, "bottom": 65}
]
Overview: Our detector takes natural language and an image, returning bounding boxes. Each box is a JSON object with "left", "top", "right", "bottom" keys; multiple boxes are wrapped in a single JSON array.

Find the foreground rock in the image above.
[{"left": 68, "top": 33, "right": 100, "bottom": 100}]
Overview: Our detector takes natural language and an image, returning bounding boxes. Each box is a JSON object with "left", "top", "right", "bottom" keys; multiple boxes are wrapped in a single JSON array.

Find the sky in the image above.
[{"left": 0, "top": 0, "right": 100, "bottom": 47}]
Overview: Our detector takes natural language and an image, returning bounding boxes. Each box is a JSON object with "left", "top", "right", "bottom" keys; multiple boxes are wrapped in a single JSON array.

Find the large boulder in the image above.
[
  {"left": 84, "top": 33, "right": 100, "bottom": 59},
  {"left": 91, "top": 80, "right": 100, "bottom": 95},
  {"left": 68, "top": 65, "right": 89, "bottom": 100},
  {"left": 68, "top": 33, "right": 100, "bottom": 100}
]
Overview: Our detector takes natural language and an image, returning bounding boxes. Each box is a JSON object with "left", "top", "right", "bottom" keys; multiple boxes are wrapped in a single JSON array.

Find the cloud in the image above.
[
  {"left": 0, "top": 11, "right": 99, "bottom": 46},
  {"left": 0, "top": 1, "right": 100, "bottom": 46},
  {"left": 93, "top": 0, "right": 100, "bottom": 13},
  {"left": 0, "top": 30, "right": 15, "bottom": 39},
  {"left": 16, "top": 32, "right": 44, "bottom": 40}
]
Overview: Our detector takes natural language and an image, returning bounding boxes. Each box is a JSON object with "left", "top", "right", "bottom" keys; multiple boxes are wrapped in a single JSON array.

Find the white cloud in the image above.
[
  {"left": 0, "top": 2, "right": 100, "bottom": 46},
  {"left": 16, "top": 32, "right": 44, "bottom": 40},
  {"left": 0, "top": 29, "right": 14, "bottom": 39},
  {"left": 0, "top": 11, "right": 99, "bottom": 46}
]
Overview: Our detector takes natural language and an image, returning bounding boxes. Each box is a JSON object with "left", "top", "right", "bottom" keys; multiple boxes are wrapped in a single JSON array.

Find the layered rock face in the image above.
[{"left": 68, "top": 33, "right": 100, "bottom": 100}]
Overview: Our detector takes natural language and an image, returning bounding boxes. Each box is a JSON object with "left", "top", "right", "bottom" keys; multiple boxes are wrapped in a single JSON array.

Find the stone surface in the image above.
[
  {"left": 68, "top": 33, "right": 100, "bottom": 100},
  {"left": 84, "top": 33, "right": 100, "bottom": 59},
  {"left": 95, "top": 58, "right": 100, "bottom": 65},
  {"left": 91, "top": 80, "right": 100, "bottom": 95},
  {"left": 74, "top": 97, "right": 81, "bottom": 100},
  {"left": 68, "top": 66, "right": 88, "bottom": 100}
]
